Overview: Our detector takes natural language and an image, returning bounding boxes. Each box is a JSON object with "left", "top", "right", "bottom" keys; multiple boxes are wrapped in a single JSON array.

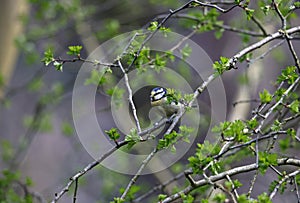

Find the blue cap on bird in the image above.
[{"left": 150, "top": 87, "right": 167, "bottom": 103}]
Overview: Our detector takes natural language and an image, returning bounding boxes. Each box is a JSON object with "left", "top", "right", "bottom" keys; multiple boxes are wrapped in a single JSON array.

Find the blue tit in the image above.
[{"left": 150, "top": 87, "right": 184, "bottom": 118}]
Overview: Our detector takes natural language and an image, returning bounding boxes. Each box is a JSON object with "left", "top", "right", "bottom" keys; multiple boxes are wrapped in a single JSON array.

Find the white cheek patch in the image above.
[{"left": 154, "top": 92, "right": 165, "bottom": 101}]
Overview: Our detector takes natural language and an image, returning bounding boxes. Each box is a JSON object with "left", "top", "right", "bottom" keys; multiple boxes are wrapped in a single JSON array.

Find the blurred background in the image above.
[{"left": 0, "top": 0, "right": 299, "bottom": 202}]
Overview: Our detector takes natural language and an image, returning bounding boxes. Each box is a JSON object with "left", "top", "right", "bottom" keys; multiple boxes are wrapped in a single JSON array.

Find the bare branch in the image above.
[
  {"left": 162, "top": 158, "right": 300, "bottom": 203},
  {"left": 117, "top": 60, "right": 142, "bottom": 133},
  {"left": 133, "top": 171, "right": 186, "bottom": 202},
  {"left": 51, "top": 117, "right": 169, "bottom": 202},
  {"left": 192, "top": 0, "right": 239, "bottom": 13},
  {"left": 286, "top": 35, "right": 300, "bottom": 72},
  {"left": 247, "top": 170, "right": 259, "bottom": 198},
  {"left": 73, "top": 178, "right": 78, "bottom": 203},
  {"left": 120, "top": 148, "right": 157, "bottom": 200},
  {"left": 249, "top": 40, "right": 285, "bottom": 65},
  {"left": 155, "top": 13, "right": 266, "bottom": 37},
  {"left": 294, "top": 176, "right": 300, "bottom": 203},
  {"left": 269, "top": 169, "right": 300, "bottom": 200},
  {"left": 272, "top": 0, "right": 286, "bottom": 29}
]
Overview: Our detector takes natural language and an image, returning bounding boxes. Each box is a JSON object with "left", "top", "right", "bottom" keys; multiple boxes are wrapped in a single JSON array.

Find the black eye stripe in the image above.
[
  {"left": 151, "top": 90, "right": 166, "bottom": 102},
  {"left": 153, "top": 91, "right": 165, "bottom": 97},
  {"left": 150, "top": 87, "right": 167, "bottom": 102}
]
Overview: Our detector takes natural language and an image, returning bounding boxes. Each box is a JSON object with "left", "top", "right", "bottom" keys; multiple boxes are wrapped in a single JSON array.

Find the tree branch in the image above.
[
  {"left": 161, "top": 158, "right": 300, "bottom": 203},
  {"left": 269, "top": 169, "right": 300, "bottom": 200},
  {"left": 117, "top": 60, "right": 142, "bottom": 133}
]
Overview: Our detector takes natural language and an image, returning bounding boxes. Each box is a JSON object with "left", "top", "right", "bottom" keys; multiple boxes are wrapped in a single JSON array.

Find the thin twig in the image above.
[
  {"left": 55, "top": 56, "right": 118, "bottom": 67},
  {"left": 285, "top": 35, "right": 300, "bottom": 72},
  {"left": 120, "top": 148, "right": 157, "bottom": 200},
  {"left": 73, "top": 178, "right": 78, "bottom": 203},
  {"left": 252, "top": 16, "right": 268, "bottom": 36},
  {"left": 249, "top": 40, "right": 285, "bottom": 65},
  {"left": 52, "top": 116, "right": 170, "bottom": 202},
  {"left": 294, "top": 176, "right": 300, "bottom": 203},
  {"left": 127, "top": 0, "right": 193, "bottom": 70},
  {"left": 162, "top": 158, "right": 300, "bottom": 203},
  {"left": 52, "top": 141, "right": 128, "bottom": 203},
  {"left": 225, "top": 174, "right": 239, "bottom": 199},
  {"left": 232, "top": 99, "right": 260, "bottom": 107},
  {"left": 272, "top": 0, "right": 286, "bottom": 29},
  {"left": 193, "top": 0, "right": 239, "bottom": 13},
  {"left": 252, "top": 77, "right": 300, "bottom": 165},
  {"left": 133, "top": 171, "right": 186, "bottom": 202},
  {"left": 254, "top": 77, "right": 300, "bottom": 134},
  {"left": 155, "top": 13, "right": 265, "bottom": 37},
  {"left": 214, "top": 131, "right": 288, "bottom": 159},
  {"left": 247, "top": 170, "right": 259, "bottom": 198},
  {"left": 117, "top": 60, "right": 142, "bottom": 133},
  {"left": 269, "top": 169, "right": 300, "bottom": 200}
]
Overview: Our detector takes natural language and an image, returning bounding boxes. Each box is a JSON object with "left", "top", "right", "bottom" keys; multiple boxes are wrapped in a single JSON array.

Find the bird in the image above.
[{"left": 150, "top": 87, "right": 184, "bottom": 118}]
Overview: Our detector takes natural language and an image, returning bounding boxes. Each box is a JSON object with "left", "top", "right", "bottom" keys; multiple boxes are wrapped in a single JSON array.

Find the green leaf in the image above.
[
  {"left": 271, "top": 120, "right": 282, "bottom": 132},
  {"left": 213, "top": 56, "right": 229, "bottom": 75},
  {"left": 153, "top": 53, "right": 166, "bottom": 72},
  {"left": 214, "top": 28, "right": 224, "bottom": 39},
  {"left": 287, "top": 128, "right": 296, "bottom": 138},
  {"left": 212, "top": 120, "right": 249, "bottom": 142},
  {"left": 259, "top": 89, "right": 272, "bottom": 103},
  {"left": 53, "top": 61, "right": 63, "bottom": 72},
  {"left": 233, "top": 179, "right": 243, "bottom": 188},
  {"left": 188, "top": 141, "right": 218, "bottom": 174},
  {"left": 289, "top": 100, "right": 299, "bottom": 113},
  {"left": 159, "top": 26, "right": 171, "bottom": 37},
  {"left": 294, "top": 2, "right": 300, "bottom": 8},
  {"left": 1, "top": 140, "right": 14, "bottom": 162},
  {"left": 39, "top": 114, "right": 53, "bottom": 132},
  {"left": 148, "top": 21, "right": 159, "bottom": 31},
  {"left": 166, "top": 51, "right": 175, "bottom": 62},
  {"left": 247, "top": 118, "right": 258, "bottom": 129},
  {"left": 259, "top": 152, "right": 278, "bottom": 174},
  {"left": 213, "top": 193, "right": 226, "bottom": 203},
  {"left": 237, "top": 194, "right": 248, "bottom": 203},
  {"left": 296, "top": 174, "right": 300, "bottom": 185},
  {"left": 277, "top": 66, "right": 298, "bottom": 84},
  {"left": 279, "top": 137, "right": 290, "bottom": 152},
  {"left": 182, "top": 194, "right": 194, "bottom": 203},
  {"left": 111, "top": 197, "right": 125, "bottom": 203},
  {"left": 25, "top": 176, "right": 33, "bottom": 187},
  {"left": 125, "top": 128, "right": 140, "bottom": 149},
  {"left": 245, "top": 8, "right": 254, "bottom": 20},
  {"left": 105, "top": 128, "right": 120, "bottom": 141},
  {"left": 158, "top": 194, "right": 167, "bottom": 201},
  {"left": 96, "top": 19, "right": 120, "bottom": 40},
  {"left": 257, "top": 192, "right": 272, "bottom": 203},
  {"left": 119, "top": 185, "right": 140, "bottom": 201},
  {"left": 106, "top": 87, "right": 125, "bottom": 108},
  {"left": 170, "top": 145, "right": 176, "bottom": 153},
  {"left": 67, "top": 45, "right": 82, "bottom": 55},
  {"left": 269, "top": 180, "right": 278, "bottom": 194},
  {"left": 181, "top": 44, "right": 192, "bottom": 60},
  {"left": 157, "top": 131, "right": 178, "bottom": 150},
  {"left": 165, "top": 88, "right": 182, "bottom": 105},
  {"left": 179, "top": 125, "right": 194, "bottom": 143},
  {"left": 85, "top": 69, "right": 104, "bottom": 86},
  {"left": 41, "top": 48, "right": 54, "bottom": 66},
  {"left": 61, "top": 122, "right": 74, "bottom": 136},
  {"left": 261, "top": 5, "right": 271, "bottom": 15}
]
